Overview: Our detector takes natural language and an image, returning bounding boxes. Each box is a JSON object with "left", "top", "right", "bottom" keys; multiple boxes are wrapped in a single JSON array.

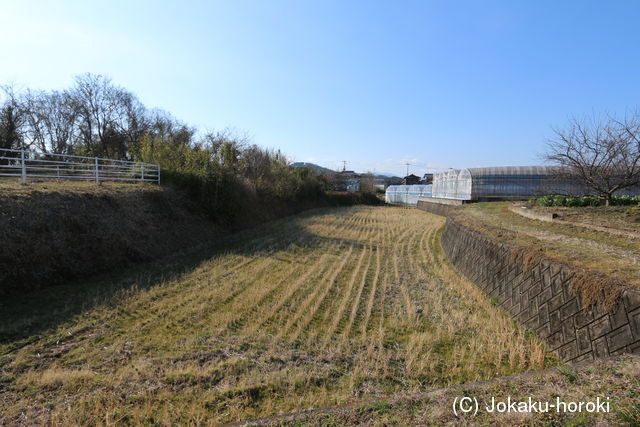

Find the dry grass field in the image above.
[
  {"left": 258, "top": 355, "right": 640, "bottom": 426},
  {"left": 0, "top": 206, "right": 555, "bottom": 424},
  {"left": 462, "top": 202, "right": 640, "bottom": 288}
]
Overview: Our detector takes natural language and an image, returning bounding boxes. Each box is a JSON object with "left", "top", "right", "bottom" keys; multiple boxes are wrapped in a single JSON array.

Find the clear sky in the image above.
[{"left": 2, "top": 0, "right": 639, "bottom": 176}]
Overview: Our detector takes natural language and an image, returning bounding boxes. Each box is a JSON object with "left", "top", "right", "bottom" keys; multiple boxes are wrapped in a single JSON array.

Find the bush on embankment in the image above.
[
  {"left": 1, "top": 73, "right": 335, "bottom": 228},
  {"left": 0, "top": 181, "right": 380, "bottom": 298},
  {"left": 0, "top": 74, "right": 382, "bottom": 296},
  {"left": 531, "top": 194, "right": 640, "bottom": 207},
  {"left": 138, "top": 134, "right": 381, "bottom": 229}
]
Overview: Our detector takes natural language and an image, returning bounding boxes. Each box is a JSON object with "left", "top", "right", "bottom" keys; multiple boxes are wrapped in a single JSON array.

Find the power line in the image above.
[{"left": 404, "top": 162, "right": 412, "bottom": 176}]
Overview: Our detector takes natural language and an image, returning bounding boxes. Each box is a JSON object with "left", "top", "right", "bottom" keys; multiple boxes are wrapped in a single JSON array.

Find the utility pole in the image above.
[
  {"left": 341, "top": 160, "right": 348, "bottom": 172},
  {"left": 405, "top": 162, "right": 412, "bottom": 176}
]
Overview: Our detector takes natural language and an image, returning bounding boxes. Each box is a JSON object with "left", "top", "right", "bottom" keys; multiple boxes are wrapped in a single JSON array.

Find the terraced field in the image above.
[
  {"left": 462, "top": 202, "right": 640, "bottom": 287},
  {"left": 0, "top": 206, "right": 555, "bottom": 424}
]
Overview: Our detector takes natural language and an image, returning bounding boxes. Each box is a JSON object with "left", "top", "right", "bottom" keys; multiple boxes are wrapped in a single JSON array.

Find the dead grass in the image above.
[
  {"left": 0, "top": 176, "right": 160, "bottom": 195},
  {"left": 0, "top": 206, "right": 557, "bottom": 425},
  {"left": 0, "top": 179, "right": 221, "bottom": 296},
  {"left": 569, "top": 271, "right": 629, "bottom": 310},
  {"left": 462, "top": 202, "right": 640, "bottom": 293},
  {"left": 533, "top": 203, "right": 640, "bottom": 234},
  {"left": 17, "top": 367, "right": 97, "bottom": 389},
  {"left": 253, "top": 355, "right": 640, "bottom": 426}
]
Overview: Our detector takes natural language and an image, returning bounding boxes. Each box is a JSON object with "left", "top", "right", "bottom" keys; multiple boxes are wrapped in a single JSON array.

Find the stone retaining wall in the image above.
[
  {"left": 420, "top": 204, "right": 640, "bottom": 362},
  {"left": 416, "top": 199, "right": 458, "bottom": 217}
]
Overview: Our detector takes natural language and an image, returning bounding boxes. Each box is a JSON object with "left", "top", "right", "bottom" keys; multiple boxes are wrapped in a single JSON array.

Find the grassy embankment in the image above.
[
  {"left": 0, "top": 180, "right": 223, "bottom": 297},
  {"left": 0, "top": 179, "right": 379, "bottom": 298},
  {"left": 459, "top": 202, "right": 640, "bottom": 291},
  {"left": 0, "top": 205, "right": 555, "bottom": 424}
]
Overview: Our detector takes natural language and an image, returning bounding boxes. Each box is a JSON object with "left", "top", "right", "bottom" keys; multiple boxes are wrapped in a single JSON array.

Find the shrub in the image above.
[
  {"left": 139, "top": 134, "right": 329, "bottom": 227},
  {"left": 552, "top": 195, "right": 567, "bottom": 206},
  {"left": 536, "top": 196, "right": 555, "bottom": 207},
  {"left": 535, "top": 194, "right": 639, "bottom": 207},
  {"left": 611, "top": 195, "right": 640, "bottom": 206},
  {"left": 565, "top": 197, "right": 581, "bottom": 207}
]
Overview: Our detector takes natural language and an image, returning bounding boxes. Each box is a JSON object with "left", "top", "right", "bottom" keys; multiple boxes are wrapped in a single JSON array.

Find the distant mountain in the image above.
[
  {"left": 290, "top": 162, "right": 403, "bottom": 182},
  {"left": 363, "top": 172, "right": 402, "bottom": 181},
  {"left": 290, "top": 162, "right": 336, "bottom": 175}
]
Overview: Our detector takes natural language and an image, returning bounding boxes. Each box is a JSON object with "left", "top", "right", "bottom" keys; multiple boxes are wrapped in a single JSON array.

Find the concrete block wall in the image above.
[
  {"left": 416, "top": 199, "right": 458, "bottom": 217},
  {"left": 418, "top": 201, "right": 640, "bottom": 362}
]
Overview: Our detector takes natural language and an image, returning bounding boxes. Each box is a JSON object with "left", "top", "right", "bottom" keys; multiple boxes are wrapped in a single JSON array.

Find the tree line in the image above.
[
  {"left": 0, "top": 73, "right": 328, "bottom": 225},
  {"left": 546, "top": 113, "right": 640, "bottom": 206},
  {"left": 1, "top": 74, "right": 150, "bottom": 158}
]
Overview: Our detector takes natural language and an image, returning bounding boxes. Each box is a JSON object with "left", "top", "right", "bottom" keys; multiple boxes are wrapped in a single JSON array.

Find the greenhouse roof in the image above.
[{"left": 465, "top": 166, "right": 559, "bottom": 177}]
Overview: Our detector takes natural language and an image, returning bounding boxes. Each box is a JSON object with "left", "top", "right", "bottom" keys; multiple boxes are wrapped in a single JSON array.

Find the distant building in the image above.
[
  {"left": 338, "top": 170, "right": 360, "bottom": 179},
  {"left": 345, "top": 180, "right": 360, "bottom": 193},
  {"left": 422, "top": 173, "right": 433, "bottom": 184},
  {"left": 334, "top": 170, "right": 361, "bottom": 191},
  {"left": 402, "top": 174, "right": 421, "bottom": 185}
]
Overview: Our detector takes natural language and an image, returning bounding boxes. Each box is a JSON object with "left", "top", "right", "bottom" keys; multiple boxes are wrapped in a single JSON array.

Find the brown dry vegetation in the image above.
[
  {"left": 461, "top": 202, "right": 640, "bottom": 290},
  {"left": 531, "top": 203, "right": 640, "bottom": 236},
  {"left": 254, "top": 354, "right": 640, "bottom": 426},
  {"left": 0, "top": 206, "right": 556, "bottom": 425},
  {"left": 0, "top": 179, "right": 377, "bottom": 297},
  {"left": 0, "top": 179, "right": 222, "bottom": 296}
]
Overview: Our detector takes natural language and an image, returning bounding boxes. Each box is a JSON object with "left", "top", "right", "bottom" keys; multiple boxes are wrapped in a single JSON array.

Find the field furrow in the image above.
[
  {"left": 339, "top": 246, "right": 373, "bottom": 345},
  {"left": 282, "top": 244, "right": 355, "bottom": 341},
  {"left": 359, "top": 244, "right": 381, "bottom": 339},
  {"left": 320, "top": 245, "right": 368, "bottom": 346}
]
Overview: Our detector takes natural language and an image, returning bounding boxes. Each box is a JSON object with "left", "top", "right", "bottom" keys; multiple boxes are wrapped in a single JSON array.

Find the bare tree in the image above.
[
  {"left": 546, "top": 114, "right": 640, "bottom": 206},
  {"left": 359, "top": 172, "right": 376, "bottom": 194},
  {"left": 22, "top": 90, "right": 77, "bottom": 154},
  {"left": 69, "top": 73, "right": 147, "bottom": 159},
  {"left": 148, "top": 109, "right": 183, "bottom": 142},
  {"left": 119, "top": 90, "right": 149, "bottom": 159},
  {"left": 240, "top": 144, "right": 275, "bottom": 185},
  {"left": 0, "top": 85, "right": 27, "bottom": 152}
]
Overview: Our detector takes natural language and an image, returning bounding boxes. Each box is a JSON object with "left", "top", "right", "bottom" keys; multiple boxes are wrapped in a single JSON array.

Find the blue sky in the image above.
[{"left": 2, "top": 0, "right": 639, "bottom": 176}]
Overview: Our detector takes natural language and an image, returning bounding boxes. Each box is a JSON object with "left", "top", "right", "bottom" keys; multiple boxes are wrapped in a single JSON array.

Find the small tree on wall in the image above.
[{"left": 545, "top": 113, "right": 640, "bottom": 206}]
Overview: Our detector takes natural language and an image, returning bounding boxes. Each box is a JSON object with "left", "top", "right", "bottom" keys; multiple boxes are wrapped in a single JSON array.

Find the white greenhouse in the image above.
[
  {"left": 430, "top": 166, "right": 587, "bottom": 201},
  {"left": 385, "top": 185, "right": 432, "bottom": 206}
]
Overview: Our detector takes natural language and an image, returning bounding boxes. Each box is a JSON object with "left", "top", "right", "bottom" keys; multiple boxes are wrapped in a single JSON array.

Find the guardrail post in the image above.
[
  {"left": 20, "top": 149, "right": 26, "bottom": 185},
  {"left": 95, "top": 158, "right": 99, "bottom": 184},
  {"left": 141, "top": 162, "right": 145, "bottom": 182},
  {"left": 157, "top": 165, "right": 161, "bottom": 185}
]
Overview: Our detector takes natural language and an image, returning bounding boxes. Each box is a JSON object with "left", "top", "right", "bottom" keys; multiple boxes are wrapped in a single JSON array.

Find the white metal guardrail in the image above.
[{"left": 0, "top": 148, "right": 160, "bottom": 185}]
